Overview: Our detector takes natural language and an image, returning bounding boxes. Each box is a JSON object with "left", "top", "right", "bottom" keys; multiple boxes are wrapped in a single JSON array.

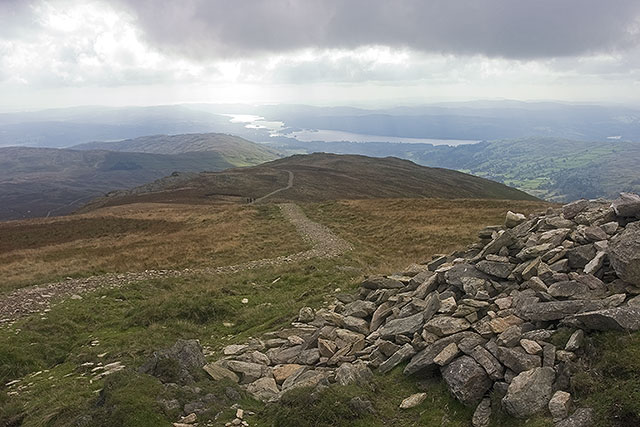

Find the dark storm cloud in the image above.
[{"left": 114, "top": 0, "right": 640, "bottom": 59}]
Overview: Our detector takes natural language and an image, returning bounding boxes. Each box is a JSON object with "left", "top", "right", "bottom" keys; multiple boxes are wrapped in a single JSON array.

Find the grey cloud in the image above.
[
  {"left": 0, "top": 0, "right": 42, "bottom": 38},
  {"left": 114, "top": 0, "right": 640, "bottom": 60}
]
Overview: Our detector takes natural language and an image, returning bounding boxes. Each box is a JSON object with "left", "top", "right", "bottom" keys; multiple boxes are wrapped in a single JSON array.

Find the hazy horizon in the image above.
[{"left": 1, "top": 0, "right": 640, "bottom": 112}]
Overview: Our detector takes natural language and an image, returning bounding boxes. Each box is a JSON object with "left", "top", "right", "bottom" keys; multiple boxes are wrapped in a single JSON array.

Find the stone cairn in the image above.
[{"left": 202, "top": 193, "right": 640, "bottom": 427}]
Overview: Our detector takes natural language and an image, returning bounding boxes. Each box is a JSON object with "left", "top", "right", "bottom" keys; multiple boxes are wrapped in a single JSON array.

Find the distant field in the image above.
[
  {"left": 304, "top": 198, "right": 550, "bottom": 272},
  {"left": 0, "top": 203, "right": 308, "bottom": 292}
]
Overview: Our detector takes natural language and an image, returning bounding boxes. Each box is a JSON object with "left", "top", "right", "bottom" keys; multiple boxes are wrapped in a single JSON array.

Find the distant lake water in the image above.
[
  {"left": 222, "top": 114, "right": 479, "bottom": 146},
  {"left": 287, "top": 129, "right": 479, "bottom": 146}
]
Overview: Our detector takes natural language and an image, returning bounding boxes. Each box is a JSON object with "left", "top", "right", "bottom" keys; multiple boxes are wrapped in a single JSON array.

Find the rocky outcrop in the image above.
[{"left": 163, "top": 193, "right": 640, "bottom": 425}]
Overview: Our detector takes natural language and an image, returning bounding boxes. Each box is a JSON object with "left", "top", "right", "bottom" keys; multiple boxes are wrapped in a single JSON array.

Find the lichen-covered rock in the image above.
[
  {"left": 441, "top": 356, "right": 492, "bottom": 406},
  {"left": 335, "top": 362, "right": 374, "bottom": 387},
  {"left": 555, "top": 407, "right": 594, "bottom": 427},
  {"left": 612, "top": 193, "right": 640, "bottom": 218},
  {"left": 609, "top": 222, "right": 640, "bottom": 286},
  {"left": 139, "top": 339, "right": 206, "bottom": 385},
  {"left": 378, "top": 312, "right": 424, "bottom": 338},
  {"left": 566, "top": 307, "right": 640, "bottom": 331},
  {"left": 502, "top": 367, "right": 555, "bottom": 418},
  {"left": 549, "top": 390, "right": 572, "bottom": 421},
  {"left": 472, "top": 397, "right": 492, "bottom": 427}
]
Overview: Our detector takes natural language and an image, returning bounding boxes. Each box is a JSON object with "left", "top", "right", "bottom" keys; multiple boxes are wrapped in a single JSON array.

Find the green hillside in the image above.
[
  {"left": 82, "top": 153, "right": 538, "bottom": 211},
  {"left": 73, "top": 133, "right": 279, "bottom": 167}
]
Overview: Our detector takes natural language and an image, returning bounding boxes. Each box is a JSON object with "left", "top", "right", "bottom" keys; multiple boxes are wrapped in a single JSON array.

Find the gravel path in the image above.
[{"left": 0, "top": 202, "right": 352, "bottom": 324}]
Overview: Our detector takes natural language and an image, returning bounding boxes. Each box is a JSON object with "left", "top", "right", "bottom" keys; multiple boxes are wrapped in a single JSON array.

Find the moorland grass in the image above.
[
  {"left": 0, "top": 203, "right": 308, "bottom": 292},
  {"left": 2, "top": 198, "right": 638, "bottom": 426}
]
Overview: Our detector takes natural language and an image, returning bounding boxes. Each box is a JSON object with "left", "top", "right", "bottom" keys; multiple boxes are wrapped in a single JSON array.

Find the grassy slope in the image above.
[
  {"left": 1, "top": 197, "right": 553, "bottom": 427},
  {"left": 272, "top": 137, "right": 640, "bottom": 201},
  {"left": 82, "top": 153, "right": 538, "bottom": 211},
  {"left": 72, "top": 133, "right": 280, "bottom": 167},
  {"left": 0, "top": 147, "right": 237, "bottom": 220},
  {"left": 2, "top": 198, "right": 638, "bottom": 426},
  {"left": 0, "top": 203, "right": 307, "bottom": 292}
]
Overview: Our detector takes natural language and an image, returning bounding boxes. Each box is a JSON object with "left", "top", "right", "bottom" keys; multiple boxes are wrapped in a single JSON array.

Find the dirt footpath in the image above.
[{"left": 0, "top": 203, "right": 352, "bottom": 324}]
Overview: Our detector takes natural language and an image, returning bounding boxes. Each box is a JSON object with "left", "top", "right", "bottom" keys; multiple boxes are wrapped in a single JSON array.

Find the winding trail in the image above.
[
  {"left": 252, "top": 170, "right": 294, "bottom": 203},
  {"left": 0, "top": 172, "right": 351, "bottom": 324}
]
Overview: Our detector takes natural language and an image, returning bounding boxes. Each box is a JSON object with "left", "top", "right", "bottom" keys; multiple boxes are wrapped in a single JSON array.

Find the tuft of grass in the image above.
[
  {"left": 571, "top": 331, "right": 640, "bottom": 427},
  {"left": 257, "top": 368, "right": 473, "bottom": 427}
]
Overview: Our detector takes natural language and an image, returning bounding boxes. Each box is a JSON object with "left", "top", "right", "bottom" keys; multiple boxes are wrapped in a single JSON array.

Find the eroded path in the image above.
[{"left": 0, "top": 202, "right": 352, "bottom": 324}]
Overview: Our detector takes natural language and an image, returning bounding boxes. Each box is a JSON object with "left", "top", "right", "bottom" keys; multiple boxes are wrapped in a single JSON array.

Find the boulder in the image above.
[
  {"left": 566, "top": 245, "right": 597, "bottom": 269},
  {"left": 612, "top": 192, "right": 640, "bottom": 218},
  {"left": 566, "top": 307, "right": 640, "bottom": 331},
  {"left": 496, "top": 347, "right": 541, "bottom": 373},
  {"left": 378, "top": 312, "right": 424, "bottom": 338},
  {"left": 505, "top": 211, "right": 527, "bottom": 228},
  {"left": 472, "top": 397, "right": 491, "bottom": 427},
  {"left": 549, "top": 390, "right": 572, "bottom": 421},
  {"left": 433, "top": 342, "right": 460, "bottom": 366},
  {"left": 343, "top": 316, "right": 370, "bottom": 335},
  {"left": 548, "top": 281, "right": 590, "bottom": 299},
  {"left": 298, "top": 307, "right": 315, "bottom": 323},
  {"left": 246, "top": 377, "right": 280, "bottom": 401},
  {"left": 441, "top": 356, "right": 492, "bottom": 406},
  {"left": 399, "top": 393, "right": 428, "bottom": 409},
  {"left": 476, "top": 260, "right": 515, "bottom": 279},
  {"left": 222, "top": 360, "right": 269, "bottom": 384},
  {"left": 404, "top": 332, "right": 480, "bottom": 375},
  {"left": 584, "top": 251, "right": 606, "bottom": 275},
  {"left": 282, "top": 369, "right": 328, "bottom": 391},
  {"left": 501, "top": 367, "right": 555, "bottom": 418},
  {"left": 445, "top": 264, "right": 491, "bottom": 288},
  {"left": 139, "top": 339, "right": 207, "bottom": 385},
  {"left": 518, "top": 301, "right": 587, "bottom": 321},
  {"left": 563, "top": 199, "right": 588, "bottom": 219},
  {"left": 369, "top": 301, "right": 394, "bottom": 331},
  {"left": 609, "top": 222, "right": 640, "bottom": 286},
  {"left": 349, "top": 397, "right": 376, "bottom": 415},
  {"left": 266, "top": 345, "right": 302, "bottom": 365},
  {"left": 317, "top": 338, "right": 337, "bottom": 358},
  {"left": 272, "top": 364, "right": 303, "bottom": 384},
  {"left": 424, "top": 316, "right": 471, "bottom": 336},
  {"left": 519, "top": 339, "right": 542, "bottom": 355},
  {"left": 378, "top": 343, "right": 416, "bottom": 374},
  {"left": 476, "top": 230, "right": 515, "bottom": 259},
  {"left": 343, "top": 300, "right": 377, "bottom": 318},
  {"left": 469, "top": 345, "right": 504, "bottom": 381},
  {"left": 565, "top": 330, "right": 584, "bottom": 351},
  {"left": 555, "top": 408, "right": 593, "bottom": 427},
  {"left": 203, "top": 363, "right": 239, "bottom": 383},
  {"left": 335, "top": 362, "right": 373, "bottom": 387},
  {"left": 361, "top": 276, "right": 404, "bottom": 290}
]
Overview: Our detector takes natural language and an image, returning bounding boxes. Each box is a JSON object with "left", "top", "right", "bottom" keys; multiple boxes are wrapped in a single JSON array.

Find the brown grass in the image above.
[
  {"left": 303, "top": 198, "right": 551, "bottom": 272},
  {"left": 0, "top": 202, "right": 308, "bottom": 292}
]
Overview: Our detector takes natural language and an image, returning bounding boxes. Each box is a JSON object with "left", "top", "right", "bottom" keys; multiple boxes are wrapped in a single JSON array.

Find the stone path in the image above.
[{"left": 0, "top": 200, "right": 352, "bottom": 325}]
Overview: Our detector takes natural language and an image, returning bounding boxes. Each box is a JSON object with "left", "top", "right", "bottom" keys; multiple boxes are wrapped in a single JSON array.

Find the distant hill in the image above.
[
  {"left": 0, "top": 135, "right": 279, "bottom": 220},
  {"left": 73, "top": 133, "right": 279, "bottom": 166},
  {"left": 81, "top": 153, "right": 538, "bottom": 210},
  {"left": 273, "top": 137, "right": 640, "bottom": 201}
]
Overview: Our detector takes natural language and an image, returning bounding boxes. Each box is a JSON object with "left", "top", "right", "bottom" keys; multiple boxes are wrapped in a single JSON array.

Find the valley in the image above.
[{"left": 0, "top": 134, "right": 279, "bottom": 220}]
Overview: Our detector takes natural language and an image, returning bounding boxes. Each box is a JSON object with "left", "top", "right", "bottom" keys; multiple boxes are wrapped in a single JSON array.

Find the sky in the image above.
[{"left": 1, "top": 0, "right": 640, "bottom": 112}]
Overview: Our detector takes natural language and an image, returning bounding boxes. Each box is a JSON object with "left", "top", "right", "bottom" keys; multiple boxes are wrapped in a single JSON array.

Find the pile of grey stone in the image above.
[{"left": 203, "top": 193, "right": 640, "bottom": 426}]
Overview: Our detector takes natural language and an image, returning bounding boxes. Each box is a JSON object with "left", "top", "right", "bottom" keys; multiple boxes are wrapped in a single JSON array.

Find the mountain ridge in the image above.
[{"left": 80, "top": 152, "right": 538, "bottom": 212}]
